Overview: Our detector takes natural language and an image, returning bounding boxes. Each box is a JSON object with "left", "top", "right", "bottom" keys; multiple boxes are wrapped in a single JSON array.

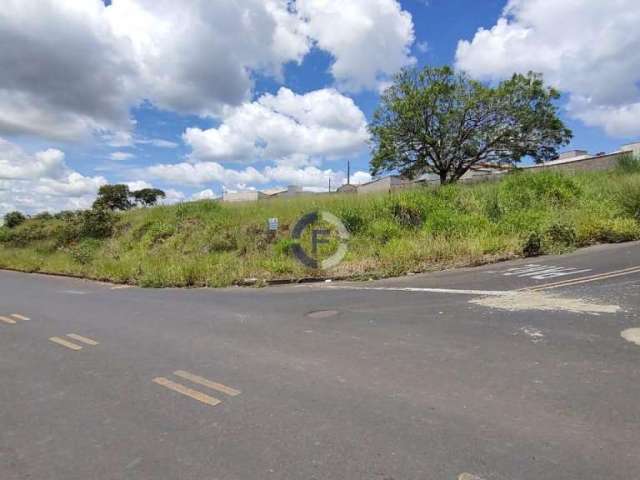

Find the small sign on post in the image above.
[{"left": 268, "top": 218, "right": 279, "bottom": 232}]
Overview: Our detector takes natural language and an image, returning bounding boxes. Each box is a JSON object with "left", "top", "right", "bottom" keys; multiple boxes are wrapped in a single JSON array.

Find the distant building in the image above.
[
  {"left": 357, "top": 175, "right": 413, "bottom": 194},
  {"left": 222, "top": 190, "right": 268, "bottom": 203},
  {"left": 621, "top": 142, "right": 640, "bottom": 156},
  {"left": 336, "top": 183, "right": 357, "bottom": 194},
  {"left": 268, "top": 185, "right": 304, "bottom": 198}
]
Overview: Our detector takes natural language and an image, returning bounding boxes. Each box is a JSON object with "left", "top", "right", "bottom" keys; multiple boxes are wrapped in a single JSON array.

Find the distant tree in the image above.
[
  {"left": 369, "top": 66, "right": 573, "bottom": 184},
  {"left": 132, "top": 188, "right": 166, "bottom": 207},
  {"left": 33, "top": 212, "right": 53, "bottom": 221},
  {"left": 93, "top": 184, "right": 133, "bottom": 211},
  {"left": 3, "top": 211, "right": 26, "bottom": 228}
]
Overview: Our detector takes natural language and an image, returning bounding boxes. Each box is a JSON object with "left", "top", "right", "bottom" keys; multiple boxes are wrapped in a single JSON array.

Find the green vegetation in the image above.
[
  {"left": 370, "top": 66, "right": 572, "bottom": 183},
  {"left": 1, "top": 168, "right": 639, "bottom": 287}
]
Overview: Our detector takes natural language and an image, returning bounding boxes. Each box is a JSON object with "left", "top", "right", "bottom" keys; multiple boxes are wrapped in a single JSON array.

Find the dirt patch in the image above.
[{"left": 470, "top": 291, "right": 621, "bottom": 315}]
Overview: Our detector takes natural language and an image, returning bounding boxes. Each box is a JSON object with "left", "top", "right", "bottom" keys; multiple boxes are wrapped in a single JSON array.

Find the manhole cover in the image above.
[{"left": 307, "top": 310, "right": 339, "bottom": 319}]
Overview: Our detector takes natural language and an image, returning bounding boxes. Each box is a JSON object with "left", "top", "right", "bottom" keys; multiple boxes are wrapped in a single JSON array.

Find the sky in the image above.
[{"left": 1, "top": 0, "right": 640, "bottom": 216}]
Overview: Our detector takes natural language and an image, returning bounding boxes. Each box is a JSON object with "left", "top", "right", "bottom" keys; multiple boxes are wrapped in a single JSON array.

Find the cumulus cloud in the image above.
[
  {"left": 295, "top": 0, "right": 415, "bottom": 91},
  {"left": 184, "top": 88, "right": 369, "bottom": 164},
  {"left": 0, "top": 138, "right": 107, "bottom": 217},
  {"left": 146, "top": 159, "right": 370, "bottom": 192},
  {"left": 0, "top": 0, "right": 309, "bottom": 141},
  {"left": 0, "top": 0, "right": 417, "bottom": 142},
  {"left": 455, "top": 0, "right": 640, "bottom": 137}
]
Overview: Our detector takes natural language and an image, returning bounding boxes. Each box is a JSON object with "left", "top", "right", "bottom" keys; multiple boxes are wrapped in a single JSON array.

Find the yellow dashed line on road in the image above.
[
  {"left": 0, "top": 316, "right": 17, "bottom": 324},
  {"left": 66, "top": 334, "right": 99, "bottom": 346},
  {"left": 10, "top": 314, "right": 30, "bottom": 321},
  {"left": 49, "top": 336, "right": 83, "bottom": 351},
  {"left": 153, "top": 377, "right": 222, "bottom": 407},
  {"left": 174, "top": 370, "right": 241, "bottom": 397}
]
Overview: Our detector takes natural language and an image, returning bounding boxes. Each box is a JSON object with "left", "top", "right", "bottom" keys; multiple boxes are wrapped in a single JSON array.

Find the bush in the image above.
[
  {"left": 338, "top": 207, "right": 366, "bottom": 234},
  {"left": 499, "top": 170, "right": 581, "bottom": 210},
  {"left": 4, "top": 211, "right": 26, "bottom": 228},
  {"left": 616, "top": 153, "right": 640, "bottom": 174},
  {"left": 544, "top": 222, "right": 577, "bottom": 248},
  {"left": 58, "top": 208, "right": 116, "bottom": 244},
  {"left": 389, "top": 201, "right": 424, "bottom": 228},
  {"left": 368, "top": 219, "right": 401, "bottom": 243},
  {"left": 522, "top": 232, "right": 542, "bottom": 257},
  {"left": 617, "top": 177, "right": 640, "bottom": 220}
]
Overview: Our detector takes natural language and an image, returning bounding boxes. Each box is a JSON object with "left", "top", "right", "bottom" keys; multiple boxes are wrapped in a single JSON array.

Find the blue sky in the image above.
[{"left": 1, "top": 0, "right": 639, "bottom": 214}]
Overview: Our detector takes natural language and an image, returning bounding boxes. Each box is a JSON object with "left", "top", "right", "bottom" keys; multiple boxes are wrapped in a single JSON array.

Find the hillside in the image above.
[{"left": 1, "top": 167, "right": 639, "bottom": 287}]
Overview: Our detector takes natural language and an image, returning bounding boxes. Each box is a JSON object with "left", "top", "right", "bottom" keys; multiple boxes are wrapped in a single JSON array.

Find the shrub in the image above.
[
  {"left": 544, "top": 222, "right": 577, "bottom": 248},
  {"left": 389, "top": 201, "right": 424, "bottom": 228},
  {"left": 499, "top": 170, "right": 581, "bottom": 210},
  {"left": 338, "top": 207, "right": 366, "bottom": 234},
  {"left": 617, "top": 177, "right": 640, "bottom": 220},
  {"left": 616, "top": 153, "right": 640, "bottom": 174},
  {"left": 4, "top": 211, "right": 26, "bottom": 228},
  {"left": 368, "top": 219, "right": 401, "bottom": 243},
  {"left": 68, "top": 239, "right": 102, "bottom": 265},
  {"left": 522, "top": 232, "right": 542, "bottom": 257}
]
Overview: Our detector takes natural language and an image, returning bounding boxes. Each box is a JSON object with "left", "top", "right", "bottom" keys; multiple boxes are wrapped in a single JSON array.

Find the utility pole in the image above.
[
  {"left": 347, "top": 160, "right": 351, "bottom": 185},
  {"left": 328, "top": 177, "right": 331, "bottom": 193}
]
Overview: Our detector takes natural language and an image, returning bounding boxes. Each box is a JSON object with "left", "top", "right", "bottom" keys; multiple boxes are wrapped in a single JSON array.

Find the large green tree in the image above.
[
  {"left": 369, "top": 66, "right": 572, "bottom": 184},
  {"left": 93, "top": 184, "right": 133, "bottom": 211},
  {"left": 132, "top": 188, "right": 166, "bottom": 207}
]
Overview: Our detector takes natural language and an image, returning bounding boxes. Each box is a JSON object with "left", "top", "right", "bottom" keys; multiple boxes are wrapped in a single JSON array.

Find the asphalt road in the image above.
[{"left": 1, "top": 242, "right": 639, "bottom": 480}]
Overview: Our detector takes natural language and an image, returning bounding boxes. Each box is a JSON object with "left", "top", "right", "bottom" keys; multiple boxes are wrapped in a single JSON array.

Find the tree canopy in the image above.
[
  {"left": 93, "top": 184, "right": 133, "bottom": 211},
  {"left": 132, "top": 188, "right": 166, "bottom": 207},
  {"left": 369, "top": 66, "right": 573, "bottom": 184},
  {"left": 3, "top": 211, "right": 26, "bottom": 228}
]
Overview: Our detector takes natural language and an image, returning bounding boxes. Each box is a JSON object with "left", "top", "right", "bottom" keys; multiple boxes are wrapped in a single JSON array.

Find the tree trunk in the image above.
[{"left": 439, "top": 171, "right": 448, "bottom": 184}]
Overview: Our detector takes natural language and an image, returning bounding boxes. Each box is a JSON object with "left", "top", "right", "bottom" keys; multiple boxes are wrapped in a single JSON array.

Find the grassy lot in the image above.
[{"left": 1, "top": 165, "right": 639, "bottom": 287}]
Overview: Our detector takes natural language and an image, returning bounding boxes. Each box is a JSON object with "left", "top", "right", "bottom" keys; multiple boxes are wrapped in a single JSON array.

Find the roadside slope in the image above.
[{"left": 1, "top": 168, "right": 639, "bottom": 287}]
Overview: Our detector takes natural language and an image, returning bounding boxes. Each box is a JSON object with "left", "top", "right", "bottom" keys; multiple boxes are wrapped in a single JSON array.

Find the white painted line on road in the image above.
[
  {"left": 153, "top": 377, "right": 222, "bottom": 407},
  {"left": 66, "top": 334, "right": 99, "bottom": 346},
  {"left": 324, "top": 286, "right": 514, "bottom": 296},
  {"left": 502, "top": 264, "right": 591, "bottom": 280},
  {"left": 621, "top": 328, "right": 640, "bottom": 346},
  {"left": 0, "top": 316, "right": 17, "bottom": 324},
  {"left": 174, "top": 370, "right": 241, "bottom": 397},
  {"left": 49, "top": 337, "right": 83, "bottom": 351},
  {"left": 10, "top": 314, "right": 30, "bottom": 321},
  {"left": 526, "top": 265, "right": 640, "bottom": 291}
]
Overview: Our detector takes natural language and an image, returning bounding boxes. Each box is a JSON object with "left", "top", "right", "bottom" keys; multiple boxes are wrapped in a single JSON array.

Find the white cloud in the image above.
[
  {"left": 184, "top": 87, "right": 369, "bottom": 164},
  {"left": 145, "top": 159, "right": 371, "bottom": 192},
  {"left": 0, "top": 0, "right": 309, "bottom": 141},
  {"left": 455, "top": 0, "right": 640, "bottom": 137},
  {"left": 191, "top": 189, "right": 218, "bottom": 201},
  {"left": 0, "top": 0, "right": 417, "bottom": 142},
  {"left": 295, "top": 0, "right": 416, "bottom": 91},
  {"left": 110, "top": 152, "right": 135, "bottom": 161},
  {"left": 0, "top": 138, "right": 107, "bottom": 217}
]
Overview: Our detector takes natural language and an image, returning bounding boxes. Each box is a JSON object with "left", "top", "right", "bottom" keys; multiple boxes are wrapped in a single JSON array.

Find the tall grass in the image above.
[{"left": 0, "top": 168, "right": 639, "bottom": 287}]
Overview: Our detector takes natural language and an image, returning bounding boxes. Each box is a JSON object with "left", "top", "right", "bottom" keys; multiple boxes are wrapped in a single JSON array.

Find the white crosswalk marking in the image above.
[{"left": 503, "top": 264, "right": 591, "bottom": 280}]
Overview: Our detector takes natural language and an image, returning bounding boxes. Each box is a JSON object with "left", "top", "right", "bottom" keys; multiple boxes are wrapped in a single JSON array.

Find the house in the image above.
[
  {"left": 356, "top": 175, "right": 413, "bottom": 194},
  {"left": 336, "top": 183, "right": 357, "bottom": 194},
  {"left": 268, "top": 185, "right": 305, "bottom": 198},
  {"left": 222, "top": 190, "right": 268, "bottom": 203}
]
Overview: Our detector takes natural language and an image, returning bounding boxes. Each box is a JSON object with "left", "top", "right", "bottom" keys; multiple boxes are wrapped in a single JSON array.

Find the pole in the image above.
[{"left": 347, "top": 160, "right": 351, "bottom": 185}]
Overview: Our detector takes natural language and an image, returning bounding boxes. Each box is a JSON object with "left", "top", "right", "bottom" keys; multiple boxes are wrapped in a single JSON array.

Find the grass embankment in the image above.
[{"left": 1, "top": 166, "right": 640, "bottom": 287}]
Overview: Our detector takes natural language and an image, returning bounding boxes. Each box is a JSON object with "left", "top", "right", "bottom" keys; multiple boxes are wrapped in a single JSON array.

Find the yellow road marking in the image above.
[
  {"left": 0, "top": 316, "right": 16, "bottom": 324},
  {"left": 66, "top": 334, "right": 99, "bottom": 346},
  {"left": 49, "top": 337, "right": 83, "bottom": 351},
  {"left": 174, "top": 370, "right": 241, "bottom": 397},
  {"left": 523, "top": 265, "right": 640, "bottom": 292},
  {"left": 10, "top": 314, "right": 30, "bottom": 321},
  {"left": 152, "top": 377, "right": 221, "bottom": 407}
]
